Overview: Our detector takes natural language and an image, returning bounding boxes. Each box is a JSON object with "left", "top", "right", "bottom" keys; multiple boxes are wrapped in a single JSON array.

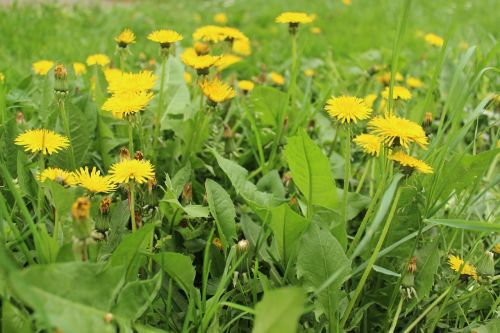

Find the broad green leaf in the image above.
[
  {"left": 256, "top": 170, "right": 286, "bottom": 202},
  {"left": 424, "top": 218, "right": 500, "bottom": 232},
  {"left": 154, "top": 252, "right": 195, "bottom": 295},
  {"left": 206, "top": 179, "right": 237, "bottom": 249},
  {"left": 112, "top": 273, "right": 162, "bottom": 321},
  {"left": 415, "top": 239, "right": 440, "bottom": 299},
  {"left": 297, "top": 223, "right": 351, "bottom": 322},
  {"left": 250, "top": 86, "right": 287, "bottom": 127},
  {"left": 284, "top": 129, "right": 337, "bottom": 211},
  {"left": 252, "top": 287, "right": 306, "bottom": 333},
  {"left": 8, "top": 262, "right": 124, "bottom": 333},
  {"left": 269, "top": 204, "right": 309, "bottom": 264}
]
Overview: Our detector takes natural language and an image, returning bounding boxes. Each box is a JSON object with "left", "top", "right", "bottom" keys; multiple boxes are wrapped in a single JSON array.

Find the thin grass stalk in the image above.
[
  {"left": 341, "top": 126, "right": 351, "bottom": 226},
  {"left": 153, "top": 55, "right": 168, "bottom": 158},
  {"left": 129, "top": 182, "right": 136, "bottom": 233}
]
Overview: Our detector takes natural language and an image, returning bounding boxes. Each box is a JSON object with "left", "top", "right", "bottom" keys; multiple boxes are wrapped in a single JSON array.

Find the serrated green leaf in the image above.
[{"left": 206, "top": 179, "right": 237, "bottom": 249}]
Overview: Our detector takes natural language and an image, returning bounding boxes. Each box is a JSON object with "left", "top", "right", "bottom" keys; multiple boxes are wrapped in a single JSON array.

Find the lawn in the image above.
[{"left": 0, "top": 0, "right": 499, "bottom": 332}]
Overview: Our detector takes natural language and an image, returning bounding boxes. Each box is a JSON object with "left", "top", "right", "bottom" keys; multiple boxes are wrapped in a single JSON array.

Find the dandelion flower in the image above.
[
  {"left": 219, "top": 27, "right": 247, "bottom": 42},
  {"left": 364, "top": 93, "right": 377, "bottom": 108},
  {"left": 304, "top": 69, "right": 315, "bottom": 77},
  {"left": 214, "top": 13, "right": 228, "bottom": 24},
  {"left": 199, "top": 77, "right": 236, "bottom": 105},
  {"left": 181, "top": 48, "right": 220, "bottom": 74},
  {"left": 106, "top": 70, "right": 157, "bottom": 94},
  {"left": 382, "top": 86, "right": 412, "bottom": 101},
  {"left": 0, "top": 72, "right": 4, "bottom": 83},
  {"left": 193, "top": 25, "right": 227, "bottom": 43},
  {"left": 448, "top": 255, "right": 477, "bottom": 279},
  {"left": 194, "top": 42, "right": 210, "bottom": 55},
  {"left": 342, "top": 0, "right": 352, "bottom": 5},
  {"left": 377, "top": 71, "right": 403, "bottom": 85},
  {"left": 184, "top": 72, "right": 192, "bottom": 85},
  {"left": 494, "top": 243, "right": 500, "bottom": 255},
  {"left": 389, "top": 151, "right": 433, "bottom": 174},
  {"left": 310, "top": 27, "right": 321, "bottom": 34},
  {"left": 147, "top": 29, "right": 183, "bottom": 48},
  {"left": 406, "top": 77, "right": 423, "bottom": 88},
  {"left": 275, "top": 12, "right": 314, "bottom": 24},
  {"left": 325, "top": 96, "right": 372, "bottom": 124},
  {"left": 425, "top": 33, "right": 444, "bottom": 47},
  {"left": 39, "top": 167, "right": 77, "bottom": 186},
  {"left": 216, "top": 54, "right": 242, "bottom": 71},
  {"left": 109, "top": 159, "right": 155, "bottom": 184},
  {"left": 368, "top": 115, "right": 428, "bottom": 148},
  {"left": 74, "top": 166, "right": 116, "bottom": 193},
  {"left": 232, "top": 39, "right": 251, "bottom": 56},
  {"left": 269, "top": 72, "right": 285, "bottom": 85},
  {"left": 102, "top": 91, "right": 154, "bottom": 119},
  {"left": 32, "top": 60, "right": 54, "bottom": 76},
  {"left": 115, "top": 28, "right": 135, "bottom": 47},
  {"left": 353, "top": 134, "right": 382, "bottom": 156},
  {"left": 15, "top": 129, "right": 69, "bottom": 155},
  {"left": 86, "top": 54, "right": 110, "bottom": 67},
  {"left": 238, "top": 80, "right": 255, "bottom": 93},
  {"left": 73, "top": 62, "right": 86, "bottom": 75},
  {"left": 104, "top": 68, "right": 123, "bottom": 83}
]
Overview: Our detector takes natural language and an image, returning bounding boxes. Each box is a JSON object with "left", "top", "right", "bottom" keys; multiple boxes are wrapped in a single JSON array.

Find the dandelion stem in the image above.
[
  {"left": 53, "top": 209, "right": 60, "bottom": 242},
  {"left": 356, "top": 158, "right": 371, "bottom": 193},
  {"left": 153, "top": 55, "right": 167, "bottom": 158},
  {"left": 58, "top": 98, "right": 76, "bottom": 170},
  {"left": 341, "top": 126, "right": 351, "bottom": 226},
  {"left": 37, "top": 153, "right": 45, "bottom": 224},
  {"left": 128, "top": 119, "right": 134, "bottom": 154},
  {"left": 341, "top": 186, "right": 403, "bottom": 327},
  {"left": 129, "top": 182, "right": 136, "bottom": 233},
  {"left": 388, "top": 297, "right": 404, "bottom": 333}
]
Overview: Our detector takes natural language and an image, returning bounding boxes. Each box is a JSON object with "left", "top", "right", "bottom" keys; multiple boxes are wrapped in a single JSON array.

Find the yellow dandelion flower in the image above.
[
  {"left": 342, "top": 0, "right": 352, "bottom": 5},
  {"left": 389, "top": 151, "right": 433, "bottom": 174},
  {"left": 353, "top": 134, "right": 382, "bottom": 156},
  {"left": 310, "top": 27, "right": 321, "bottom": 34},
  {"left": 115, "top": 28, "right": 136, "bottom": 47},
  {"left": 15, "top": 129, "right": 69, "bottom": 155},
  {"left": 193, "top": 25, "right": 227, "bottom": 43},
  {"left": 194, "top": 42, "right": 210, "bottom": 55},
  {"left": 214, "top": 13, "right": 228, "bottom": 25},
  {"left": 424, "top": 33, "right": 444, "bottom": 47},
  {"left": 107, "top": 70, "right": 157, "bottom": 94},
  {"left": 39, "top": 167, "right": 77, "bottom": 186},
  {"left": 232, "top": 39, "right": 251, "bottom": 56},
  {"left": 364, "top": 93, "right": 377, "bottom": 108},
  {"left": 74, "top": 166, "right": 116, "bottom": 193},
  {"left": 147, "top": 29, "right": 183, "bottom": 48},
  {"left": 32, "top": 60, "right": 54, "bottom": 76},
  {"left": 102, "top": 91, "right": 154, "bottom": 119},
  {"left": 86, "top": 54, "right": 110, "bottom": 67},
  {"left": 104, "top": 68, "right": 123, "bottom": 83},
  {"left": 181, "top": 48, "right": 220, "bottom": 73},
  {"left": 304, "top": 69, "right": 315, "bottom": 77},
  {"left": 269, "top": 72, "right": 285, "bottom": 85},
  {"left": 216, "top": 54, "right": 242, "bottom": 71},
  {"left": 325, "top": 96, "right": 372, "bottom": 124},
  {"left": 184, "top": 72, "right": 192, "bottom": 85},
  {"left": 0, "top": 72, "right": 5, "bottom": 83},
  {"left": 448, "top": 255, "right": 477, "bottom": 279},
  {"left": 377, "top": 71, "right": 403, "bottom": 85},
  {"left": 368, "top": 115, "right": 428, "bottom": 148},
  {"left": 494, "top": 243, "right": 500, "bottom": 254},
  {"left": 199, "top": 77, "right": 236, "bottom": 104},
  {"left": 406, "top": 76, "right": 423, "bottom": 88},
  {"left": 382, "top": 86, "right": 412, "bottom": 101},
  {"left": 238, "top": 80, "right": 255, "bottom": 93},
  {"left": 275, "top": 12, "right": 314, "bottom": 24},
  {"left": 73, "top": 62, "right": 86, "bottom": 75},
  {"left": 109, "top": 159, "right": 155, "bottom": 184},
  {"left": 219, "top": 27, "right": 248, "bottom": 42}
]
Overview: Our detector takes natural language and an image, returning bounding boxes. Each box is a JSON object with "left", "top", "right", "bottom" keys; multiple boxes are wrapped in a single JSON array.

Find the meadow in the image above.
[{"left": 0, "top": 0, "right": 499, "bottom": 332}]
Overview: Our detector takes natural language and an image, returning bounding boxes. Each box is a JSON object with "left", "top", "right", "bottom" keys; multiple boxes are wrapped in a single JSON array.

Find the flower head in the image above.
[
  {"left": 115, "top": 28, "right": 136, "bottom": 47},
  {"left": 148, "top": 29, "right": 183, "bottom": 48},
  {"left": 73, "top": 62, "right": 86, "bottom": 75},
  {"left": 216, "top": 54, "right": 242, "bottom": 71},
  {"left": 199, "top": 77, "right": 236, "bottom": 104},
  {"left": 325, "top": 96, "right": 372, "bottom": 124},
  {"left": 364, "top": 93, "right": 377, "bottom": 108},
  {"left": 406, "top": 77, "right": 423, "bottom": 88},
  {"left": 382, "top": 86, "right": 412, "bottom": 101},
  {"left": 275, "top": 12, "right": 314, "bottom": 24},
  {"left": 269, "top": 72, "right": 285, "bottom": 85},
  {"left": 32, "top": 60, "right": 54, "bottom": 76},
  {"left": 106, "top": 70, "right": 157, "bottom": 94},
  {"left": 389, "top": 151, "right": 433, "bottom": 174},
  {"left": 184, "top": 72, "right": 192, "bottom": 84},
  {"left": 310, "top": 27, "right": 321, "bottom": 34},
  {"left": 74, "top": 166, "right": 116, "bottom": 193},
  {"left": 193, "top": 25, "right": 227, "bottom": 43},
  {"left": 0, "top": 72, "right": 4, "bottom": 83},
  {"left": 72, "top": 197, "right": 91, "bottom": 221},
  {"left": 368, "top": 115, "right": 428, "bottom": 148},
  {"left": 39, "top": 167, "right": 77, "bottom": 186},
  {"left": 214, "top": 13, "right": 228, "bottom": 24},
  {"left": 353, "top": 134, "right": 383, "bottom": 156},
  {"left": 238, "top": 80, "right": 255, "bottom": 93},
  {"left": 181, "top": 48, "right": 220, "bottom": 74},
  {"left": 232, "top": 39, "right": 251, "bottom": 56},
  {"left": 102, "top": 91, "right": 154, "bottom": 119},
  {"left": 304, "top": 69, "right": 315, "bottom": 77},
  {"left": 86, "top": 54, "right": 110, "bottom": 67},
  {"left": 377, "top": 71, "right": 403, "bottom": 85},
  {"left": 448, "top": 255, "right": 477, "bottom": 279},
  {"left": 15, "top": 129, "right": 69, "bottom": 155},
  {"left": 109, "top": 159, "right": 155, "bottom": 184},
  {"left": 425, "top": 33, "right": 444, "bottom": 47}
]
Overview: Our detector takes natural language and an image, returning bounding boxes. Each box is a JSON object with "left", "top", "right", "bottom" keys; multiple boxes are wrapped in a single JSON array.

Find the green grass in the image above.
[{"left": 0, "top": 0, "right": 499, "bottom": 332}]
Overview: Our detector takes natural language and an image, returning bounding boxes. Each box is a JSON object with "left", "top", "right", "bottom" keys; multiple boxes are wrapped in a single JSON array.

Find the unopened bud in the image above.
[
  {"left": 213, "top": 237, "right": 223, "bottom": 251},
  {"left": 148, "top": 175, "right": 157, "bottom": 193},
  {"left": 134, "top": 150, "right": 144, "bottom": 160},
  {"left": 194, "top": 42, "right": 210, "bottom": 55},
  {"left": 104, "top": 312, "right": 113, "bottom": 323},
  {"left": 182, "top": 182, "right": 193, "bottom": 202},
  {"left": 119, "top": 147, "right": 130, "bottom": 161},
  {"left": 72, "top": 197, "right": 90, "bottom": 221},
  {"left": 223, "top": 123, "right": 233, "bottom": 139},
  {"left": 237, "top": 239, "right": 249, "bottom": 253},
  {"left": 54, "top": 64, "right": 69, "bottom": 94},
  {"left": 282, "top": 171, "right": 292, "bottom": 186},
  {"left": 423, "top": 112, "right": 433, "bottom": 127},
  {"left": 99, "top": 197, "right": 112, "bottom": 215},
  {"left": 16, "top": 111, "right": 25, "bottom": 124},
  {"left": 408, "top": 256, "right": 417, "bottom": 273}
]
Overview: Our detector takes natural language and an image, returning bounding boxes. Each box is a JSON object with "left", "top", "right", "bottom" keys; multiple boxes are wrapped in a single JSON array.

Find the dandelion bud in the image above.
[
  {"left": 477, "top": 251, "right": 495, "bottom": 277},
  {"left": 134, "top": 150, "right": 144, "bottom": 160},
  {"left": 16, "top": 111, "right": 25, "bottom": 124},
  {"left": 72, "top": 197, "right": 90, "bottom": 221},
  {"left": 182, "top": 182, "right": 193, "bottom": 203},
  {"left": 54, "top": 64, "right": 67, "bottom": 81},
  {"left": 289, "top": 196, "right": 298, "bottom": 206},
  {"left": 237, "top": 239, "right": 249, "bottom": 253},
  {"left": 134, "top": 210, "right": 142, "bottom": 229},
  {"left": 104, "top": 312, "right": 113, "bottom": 323},
  {"left": 99, "top": 197, "right": 112, "bottom": 215},
  {"left": 194, "top": 42, "right": 210, "bottom": 56},
  {"left": 423, "top": 112, "right": 433, "bottom": 127},
  {"left": 223, "top": 123, "right": 233, "bottom": 139},
  {"left": 148, "top": 175, "right": 157, "bottom": 194},
  {"left": 119, "top": 147, "right": 130, "bottom": 161},
  {"left": 54, "top": 64, "right": 69, "bottom": 94},
  {"left": 213, "top": 237, "right": 223, "bottom": 251},
  {"left": 282, "top": 171, "right": 292, "bottom": 186},
  {"left": 408, "top": 256, "right": 417, "bottom": 273}
]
